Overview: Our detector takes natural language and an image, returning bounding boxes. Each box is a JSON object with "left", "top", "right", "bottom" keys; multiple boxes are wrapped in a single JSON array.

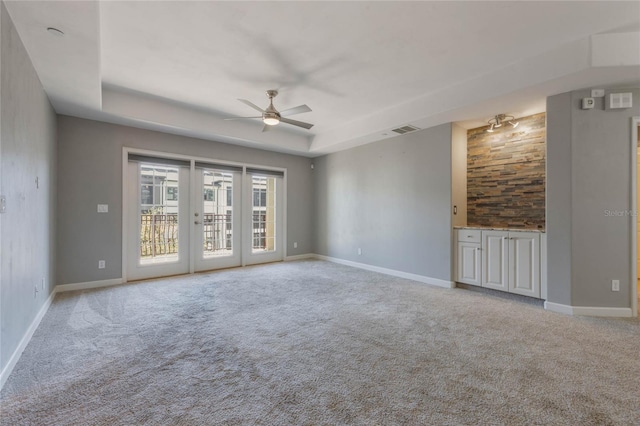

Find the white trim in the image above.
[
  {"left": 282, "top": 168, "right": 288, "bottom": 260},
  {"left": 122, "top": 148, "right": 128, "bottom": 283},
  {"left": 631, "top": 117, "right": 639, "bottom": 317},
  {"left": 241, "top": 166, "right": 248, "bottom": 267},
  {"left": 545, "top": 301, "right": 633, "bottom": 317},
  {"left": 284, "top": 253, "right": 315, "bottom": 261},
  {"left": 540, "top": 233, "right": 548, "bottom": 301},
  {"left": 0, "top": 288, "right": 57, "bottom": 390},
  {"left": 544, "top": 301, "right": 575, "bottom": 315},
  {"left": 189, "top": 159, "right": 196, "bottom": 274},
  {"left": 314, "top": 254, "right": 456, "bottom": 289},
  {"left": 572, "top": 306, "right": 633, "bottom": 317},
  {"left": 56, "top": 278, "right": 124, "bottom": 293}
]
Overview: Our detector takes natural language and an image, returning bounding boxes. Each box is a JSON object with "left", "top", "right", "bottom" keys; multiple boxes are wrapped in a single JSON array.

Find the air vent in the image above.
[{"left": 391, "top": 125, "right": 420, "bottom": 135}]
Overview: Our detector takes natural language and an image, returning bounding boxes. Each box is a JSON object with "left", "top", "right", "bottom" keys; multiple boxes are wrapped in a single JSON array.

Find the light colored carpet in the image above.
[{"left": 1, "top": 259, "right": 638, "bottom": 425}]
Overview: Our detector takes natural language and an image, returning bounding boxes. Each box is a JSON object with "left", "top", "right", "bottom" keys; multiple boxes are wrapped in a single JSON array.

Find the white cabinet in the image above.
[
  {"left": 455, "top": 228, "right": 542, "bottom": 299},
  {"left": 458, "top": 242, "right": 481, "bottom": 286},
  {"left": 455, "top": 230, "right": 481, "bottom": 286},
  {"left": 508, "top": 232, "right": 540, "bottom": 298},
  {"left": 482, "top": 231, "right": 509, "bottom": 292}
]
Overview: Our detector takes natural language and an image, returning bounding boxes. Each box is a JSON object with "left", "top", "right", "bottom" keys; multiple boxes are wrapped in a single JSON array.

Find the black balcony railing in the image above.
[
  {"left": 140, "top": 214, "right": 178, "bottom": 257},
  {"left": 140, "top": 213, "right": 265, "bottom": 257}
]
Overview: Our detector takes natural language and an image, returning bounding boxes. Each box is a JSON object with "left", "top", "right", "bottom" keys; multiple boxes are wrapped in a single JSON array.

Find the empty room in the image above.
[{"left": 1, "top": 1, "right": 639, "bottom": 424}]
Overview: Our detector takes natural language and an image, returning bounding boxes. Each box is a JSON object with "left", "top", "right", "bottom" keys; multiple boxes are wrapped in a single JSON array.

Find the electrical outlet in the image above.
[
  {"left": 293, "top": 242, "right": 298, "bottom": 248},
  {"left": 98, "top": 260, "right": 106, "bottom": 269},
  {"left": 611, "top": 280, "right": 620, "bottom": 292},
  {"left": 357, "top": 248, "right": 362, "bottom": 255}
]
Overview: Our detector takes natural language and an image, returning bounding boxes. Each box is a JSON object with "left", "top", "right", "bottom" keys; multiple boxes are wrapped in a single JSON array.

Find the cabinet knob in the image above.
[{"left": 194, "top": 220, "right": 201, "bottom": 225}]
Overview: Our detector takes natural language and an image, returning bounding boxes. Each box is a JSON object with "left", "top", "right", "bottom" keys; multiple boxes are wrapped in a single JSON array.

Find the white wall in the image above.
[{"left": 0, "top": 2, "right": 57, "bottom": 373}]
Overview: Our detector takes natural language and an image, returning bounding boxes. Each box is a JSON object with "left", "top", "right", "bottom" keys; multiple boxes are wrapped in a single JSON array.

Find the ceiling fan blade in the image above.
[
  {"left": 262, "top": 124, "right": 272, "bottom": 133},
  {"left": 238, "top": 99, "right": 265, "bottom": 113},
  {"left": 280, "top": 117, "right": 314, "bottom": 129},
  {"left": 223, "top": 116, "right": 262, "bottom": 121},
  {"left": 280, "top": 104, "right": 312, "bottom": 117}
]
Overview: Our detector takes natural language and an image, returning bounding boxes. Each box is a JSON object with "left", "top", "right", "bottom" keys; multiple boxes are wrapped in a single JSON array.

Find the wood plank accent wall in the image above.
[{"left": 467, "top": 112, "right": 546, "bottom": 229}]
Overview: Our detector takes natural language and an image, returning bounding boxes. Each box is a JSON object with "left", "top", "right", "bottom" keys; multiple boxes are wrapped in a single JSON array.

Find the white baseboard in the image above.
[
  {"left": 571, "top": 306, "right": 634, "bottom": 317},
  {"left": 284, "top": 253, "right": 315, "bottom": 262},
  {"left": 545, "top": 301, "right": 634, "bottom": 317},
  {"left": 0, "top": 288, "right": 57, "bottom": 390},
  {"left": 314, "top": 254, "right": 455, "bottom": 289},
  {"left": 56, "top": 278, "right": 124, "bottom": 293},
  {"left": 544, "top": 301, "right": 575, "bottom": 315}
]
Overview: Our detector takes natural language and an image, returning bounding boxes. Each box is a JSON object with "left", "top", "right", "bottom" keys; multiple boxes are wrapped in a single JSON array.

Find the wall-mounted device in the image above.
[
  {"left": 581, "top": 97, "right": 595, "bottom": 110},
  {"left": 607, "top": 92, "right": 633, "bottom": 109}
]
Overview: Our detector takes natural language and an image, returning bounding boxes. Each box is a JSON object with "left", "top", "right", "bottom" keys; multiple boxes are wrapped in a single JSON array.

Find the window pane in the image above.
[
  {"left": 203, "top": 171, "right": 233, "bottom": 258},
  {"left": 252, "top": 176, "right": 276, "bottom": 253},
  {"left": 139, "top": 164, "right": 179, "bottom": 265}
]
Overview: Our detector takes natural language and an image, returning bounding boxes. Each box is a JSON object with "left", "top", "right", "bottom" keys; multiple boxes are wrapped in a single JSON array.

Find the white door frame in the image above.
[
  {"left": 242, "top": 172, "right": 285, "bottom": 266},
  {"left": 631, "top": 117, "right": 639, "bottom": 317},
  {"left": 193, "top": 167, "right": 242, "bottom": 272},
  {"left": 126, "top": 161, "right": 190, "bottom": 281},
  {"left": 122, "top": 147, "right": 288, "bottom": 282}
]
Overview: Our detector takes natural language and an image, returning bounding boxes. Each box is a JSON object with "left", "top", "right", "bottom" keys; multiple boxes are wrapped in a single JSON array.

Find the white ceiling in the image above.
[{"left": 5, "top": 1, "right": 640, "bottom": 157}]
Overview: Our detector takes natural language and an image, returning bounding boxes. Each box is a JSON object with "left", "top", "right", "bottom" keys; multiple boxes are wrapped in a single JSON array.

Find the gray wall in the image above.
[
  {"left": 547, "top": 88, "right": 640, "bottom": 308},
  {"left": 546, "top": 92, "right": 573, "bottom": 305},
  {"left": 1, "top": 2, "right": 57, "bottom": 372},
  {"left": 451, "top": 124, "right": 467, "bottom": 227},
  {"left": 56, "top": 116, "right": 313, "bottom": 285},
  {"left": 313, "top": 124, "right": 453, "bottom": 281}
]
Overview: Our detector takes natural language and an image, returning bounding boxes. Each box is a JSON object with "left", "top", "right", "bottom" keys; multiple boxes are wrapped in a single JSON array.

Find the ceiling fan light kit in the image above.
[{"left": 225, "top": 90, "right": 314, "bottom": 132}]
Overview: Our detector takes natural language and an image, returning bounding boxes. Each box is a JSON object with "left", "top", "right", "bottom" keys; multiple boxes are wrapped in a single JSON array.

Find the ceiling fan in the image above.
[{"left": 225, "top": 90, "right": 314, "bottom": 132}]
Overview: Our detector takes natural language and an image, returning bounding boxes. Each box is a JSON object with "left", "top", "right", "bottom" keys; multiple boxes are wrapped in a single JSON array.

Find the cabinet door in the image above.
[
  {"left": 482, "top": 231, "right": 509, "bottom": 291},
  {"left": 457, "top": 242, "right": 481, "bottom": 286},
  {"left": 508, "top": 232, "right": 540, "bottom": 298}
]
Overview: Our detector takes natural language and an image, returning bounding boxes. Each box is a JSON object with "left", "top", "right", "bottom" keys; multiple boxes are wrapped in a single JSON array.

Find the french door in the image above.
[
  {"left": 244, "top": 170, "right": 284, "bottom": 265},
  {"left": 193, "top": 163, "right": 242, "bottom": 271},
  {"left": 126, "top": 153, "right": 284, "bottom": 281},
  {"left": 127, "top": 158, "right": 190, "bottom": 281}
]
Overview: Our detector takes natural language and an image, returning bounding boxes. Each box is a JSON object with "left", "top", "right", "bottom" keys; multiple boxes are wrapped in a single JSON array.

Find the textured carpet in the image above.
[{"left": 1, "top": 260, "right": 639, "bottom": 425}]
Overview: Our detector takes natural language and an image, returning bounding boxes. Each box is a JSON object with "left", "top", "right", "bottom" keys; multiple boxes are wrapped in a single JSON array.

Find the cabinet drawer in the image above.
[{"left": 458, "top": 229, "right": 481, "bottom": 243}]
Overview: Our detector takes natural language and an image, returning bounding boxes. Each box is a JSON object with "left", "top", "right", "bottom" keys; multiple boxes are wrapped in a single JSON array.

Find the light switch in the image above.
[{"left": 97, "top": 204, "right": 108, "bottom": 213}]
